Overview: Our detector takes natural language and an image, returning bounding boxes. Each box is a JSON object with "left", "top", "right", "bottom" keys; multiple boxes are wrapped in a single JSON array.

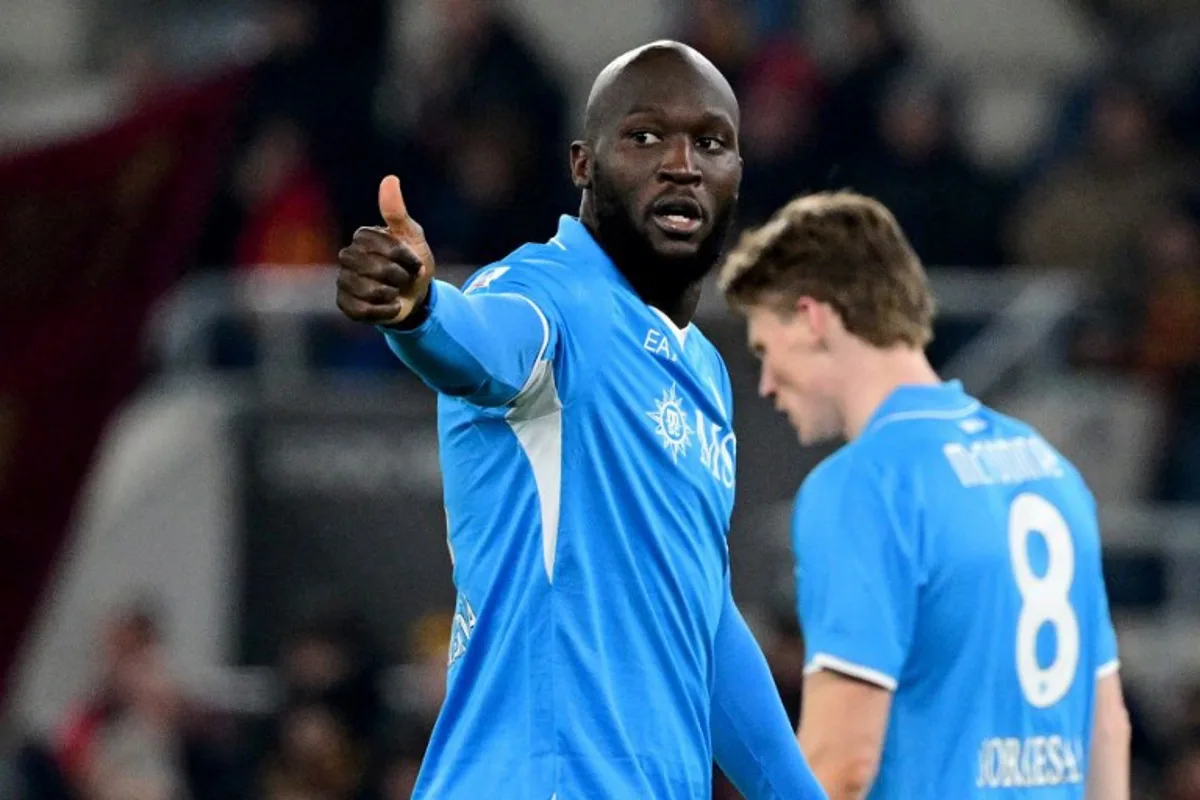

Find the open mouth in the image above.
[{"left": 650, "top": 196, "right": 705, "bottom": 237}]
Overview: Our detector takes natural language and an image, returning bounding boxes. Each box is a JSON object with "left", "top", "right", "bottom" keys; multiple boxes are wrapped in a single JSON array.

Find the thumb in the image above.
[{"left": 378, "top": 175, "right": 412, "bottom": 236}]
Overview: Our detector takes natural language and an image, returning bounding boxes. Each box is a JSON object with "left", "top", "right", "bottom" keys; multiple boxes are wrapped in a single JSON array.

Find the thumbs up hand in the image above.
[{"left": 336, "top": 176, "right": 437, "bottom": 328}]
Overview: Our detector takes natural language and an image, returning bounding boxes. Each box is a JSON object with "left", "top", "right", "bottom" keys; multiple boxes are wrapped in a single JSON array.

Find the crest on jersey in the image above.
[
  {"left": 647, "top": 383, "right": 693, "bottom": 463},
  {"left": 448, "top": 592, "right": 477, "bottom": 668},
  {"left": 959, "top": 417, "right": 987, "bottom": 434}
]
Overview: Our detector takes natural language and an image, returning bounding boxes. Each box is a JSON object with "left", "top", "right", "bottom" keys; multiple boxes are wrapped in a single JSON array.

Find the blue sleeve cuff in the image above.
[{"left": 377, "top": 280, "right": 442, "bottom": 341}]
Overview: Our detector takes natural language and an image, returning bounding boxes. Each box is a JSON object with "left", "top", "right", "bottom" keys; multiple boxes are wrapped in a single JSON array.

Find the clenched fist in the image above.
[{"left": 336, "top": 176, "right": 437, "bottom": 328}]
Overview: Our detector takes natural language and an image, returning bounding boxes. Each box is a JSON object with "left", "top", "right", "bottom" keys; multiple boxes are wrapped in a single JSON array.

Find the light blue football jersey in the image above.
[
  {"left": 412, "top": 216, "right": 740, "bottom": 798},
  {"left": 794, "top": 381, "right": 1119, "bottom": 798}
]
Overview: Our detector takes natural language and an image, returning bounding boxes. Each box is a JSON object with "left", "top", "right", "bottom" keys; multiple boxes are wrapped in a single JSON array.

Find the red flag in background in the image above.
[{"left": 0, "top": 69, "right": 246, "bottom": 696}]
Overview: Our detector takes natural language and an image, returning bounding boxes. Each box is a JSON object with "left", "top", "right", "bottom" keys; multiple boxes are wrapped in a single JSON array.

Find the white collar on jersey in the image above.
[{"left": 650, "top": 306, "right": 692, "bottom": 346}]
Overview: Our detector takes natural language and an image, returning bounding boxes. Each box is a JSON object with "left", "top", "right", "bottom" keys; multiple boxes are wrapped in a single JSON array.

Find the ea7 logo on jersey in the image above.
[
  {"left": 648, "top": 384, "right": 694, "bottom": 463},
  {"left": 463, "top": 265, "right": 511, "bottom": 294},
  {"left": 643, "top": 328, "right": 679, "bottom": 362}
]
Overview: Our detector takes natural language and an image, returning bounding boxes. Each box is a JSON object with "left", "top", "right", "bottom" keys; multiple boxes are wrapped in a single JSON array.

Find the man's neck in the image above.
[
  {"left": 841, "top": 347, "right": 941, "bottom": 440},
  {"left": 649, "top": 280, "right": 702, "bottom": 328},
  {"left": 580, "top": 209, "right": 705, "bottom": 328}
]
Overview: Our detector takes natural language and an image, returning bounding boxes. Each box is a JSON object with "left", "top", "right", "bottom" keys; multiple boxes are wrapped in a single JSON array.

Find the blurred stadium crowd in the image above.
[
  {"left": 3, "top": 0, "right": 1200, "bottom": 798},
  {"left": 192, "top": 0, "right": 1200, "bottom": 502},
  {"left": 11, "top": 601, "right": 433, "bottom": 799}
]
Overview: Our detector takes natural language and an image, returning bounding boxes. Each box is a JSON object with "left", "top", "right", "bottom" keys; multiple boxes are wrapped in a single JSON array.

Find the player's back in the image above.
[{"left": 796, "top": 381, "right": 1118, "bottom": 798}]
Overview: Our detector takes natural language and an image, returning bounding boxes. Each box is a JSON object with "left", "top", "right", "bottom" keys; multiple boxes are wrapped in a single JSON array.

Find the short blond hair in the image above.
[{"left": 719, "top": 191, "right": 935, "bottom": 348}]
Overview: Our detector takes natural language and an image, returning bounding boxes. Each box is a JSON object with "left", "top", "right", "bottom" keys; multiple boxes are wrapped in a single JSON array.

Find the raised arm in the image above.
[
  {"left": 336, "top": 177, "right": 551, "bottom": 406},
  {"left": 710, "top": 579, "right": 826, "bottom": 800},
  {"left": 380, "top": 280, "right": 550, "bottom": 406}
]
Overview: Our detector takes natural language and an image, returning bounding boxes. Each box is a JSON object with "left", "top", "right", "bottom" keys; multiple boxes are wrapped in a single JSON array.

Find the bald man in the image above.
[{"left": 336, "top": 41, "right": 825, "bottom": 799}]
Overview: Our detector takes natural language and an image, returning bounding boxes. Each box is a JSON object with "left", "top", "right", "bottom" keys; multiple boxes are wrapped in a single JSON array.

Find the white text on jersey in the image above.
[
  {"left": 643, "top": 328, "right": 679, "bottom": 362},
  {"left": 976, "top": 735, "right": 1084, "bottom": 789},
  {"left": 696, "top": 414, "right": 735, "bottom": 489},
  {"left": 943, "top": 436, "right": 1064, "bottom": 488}
]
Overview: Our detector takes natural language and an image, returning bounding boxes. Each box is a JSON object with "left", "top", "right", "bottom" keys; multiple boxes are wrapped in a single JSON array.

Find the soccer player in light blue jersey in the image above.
[
  {"left": 719, "top": 191, "right": 1132, "bottom": 800},
  {"left": 334, "top": 41, "right": 825, "bottom": 800}
]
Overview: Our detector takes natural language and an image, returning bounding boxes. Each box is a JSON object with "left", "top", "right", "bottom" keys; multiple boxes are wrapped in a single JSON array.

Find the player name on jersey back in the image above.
[
  {"left": 942, "top": 434, "right": 1064, "bottom": 488},
  {"left": 977, "top": 734, "right": 1085, "bottom": 790}
]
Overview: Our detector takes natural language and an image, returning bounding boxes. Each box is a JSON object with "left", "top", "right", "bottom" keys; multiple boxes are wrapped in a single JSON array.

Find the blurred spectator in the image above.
[
  {"left": 1128, "top": 17, "right": 1200, "bottom": 153},
  {"left": 247, "top": 613, "right": 389, "bottom": 799},
  {"left": 1133, "top": 193, "right": 1200, "bottom": 385},
  {"left": 396, "top": 0, "right": 571, "bottom": 263},
  {"left": 419, "top": 105, "right": 561, "bottom": 265},
  {"left": 379, "top": 755, "right": 420, "bottom": 800},
  {"left": 376, "top": 717, "right": 431, "bottom": 800},
  {"left": 1074, "top": 190, "right": 1200, "bottom": 500},
  {"left": 746, "top": 0, "right": 800, "bottom": 39},
  {"left": 197, "top": 0, "right": 390, "bottom": 268},
  {"left": 13, "top": 741, "right": 75, "bottom": 800},
  {"left": 251, "top": 0, "right": 391, "bottom": 238},
  {"left": 405, "top": 611, "right": 453, "bottom": 727},
  {"left": 36, "top": 601, "right": 239, "bottom": 800},
  {"left": 1157, "top": 680, "right": 1200, "bottom": 797},
  {"left": 276, "top": 614, "right": 387, "bottom": 748},
  {"left": 735, "top": 38, "right": 826, "bottom": 228},
  {"left": 814, "top": 0, "right": 912, "bottom": 170},
  {"left": 1006, "top": 76, "right": 1195, "bottom": 270},
  {"left": 1081, "top": 0, "right": 1200, "bottom": 30},
  {"left": 1164, "top": 739, "right": 1200, "bottom": 800},
  {"left": 1122, "top": 683, "right": 1171, "bottom": 796},
  {"left": 1174, "top": 64, "right": 1200, "bottom": 153},
  {"left": 840, "top": 69, "right": 1007, "bottom": 267},
  {"left": 676, "top": 0, "right": 757, "bottom": 89},
  {"left": 232, "top": 115, "right": 337, "bottom": 269},
  {"left": 54, "top": 602, "right": 187, "bottom": 800},
  {"left": 259, "top": 703, "right": 373, "bottom": 800}
]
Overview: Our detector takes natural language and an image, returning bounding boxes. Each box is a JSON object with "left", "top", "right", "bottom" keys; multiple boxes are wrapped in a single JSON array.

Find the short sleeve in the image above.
[
  {"left": 1094, "top": 595, "right": 1120, "bottom": 678},
  {"left": 793, "top": 455, "right": 918, "bottom": 690},
  {"left": 1080, "top": 484, "right": 1119, "bottom": 678},
  {"left": 1090, "top": 544, "right": 1120, "bottom": 678}
]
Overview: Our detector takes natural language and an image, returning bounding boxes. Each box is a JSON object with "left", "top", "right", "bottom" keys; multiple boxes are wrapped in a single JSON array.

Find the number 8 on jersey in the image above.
[{"left": 1008, "top": 492, "right": 1080, "bottom": 709}]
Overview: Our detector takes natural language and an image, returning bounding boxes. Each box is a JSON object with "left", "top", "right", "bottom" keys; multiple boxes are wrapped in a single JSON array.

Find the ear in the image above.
[
  {"left": 569, "top": 141, "right": 592, "bottom": 189},
  {"left": 794, "top": 297, "right": 830, "bottom": 347}
]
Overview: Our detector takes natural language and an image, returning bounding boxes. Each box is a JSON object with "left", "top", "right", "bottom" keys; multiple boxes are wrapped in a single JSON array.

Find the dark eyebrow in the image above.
[
  {"left": 622, "top": 105, "right": 735, "bottom": 131},
  {"left": 698, "top": 110, "right": 736, "bottom": 131},
  {"left": 622, "top": 104, "right": 665, "bottom": 119}
]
